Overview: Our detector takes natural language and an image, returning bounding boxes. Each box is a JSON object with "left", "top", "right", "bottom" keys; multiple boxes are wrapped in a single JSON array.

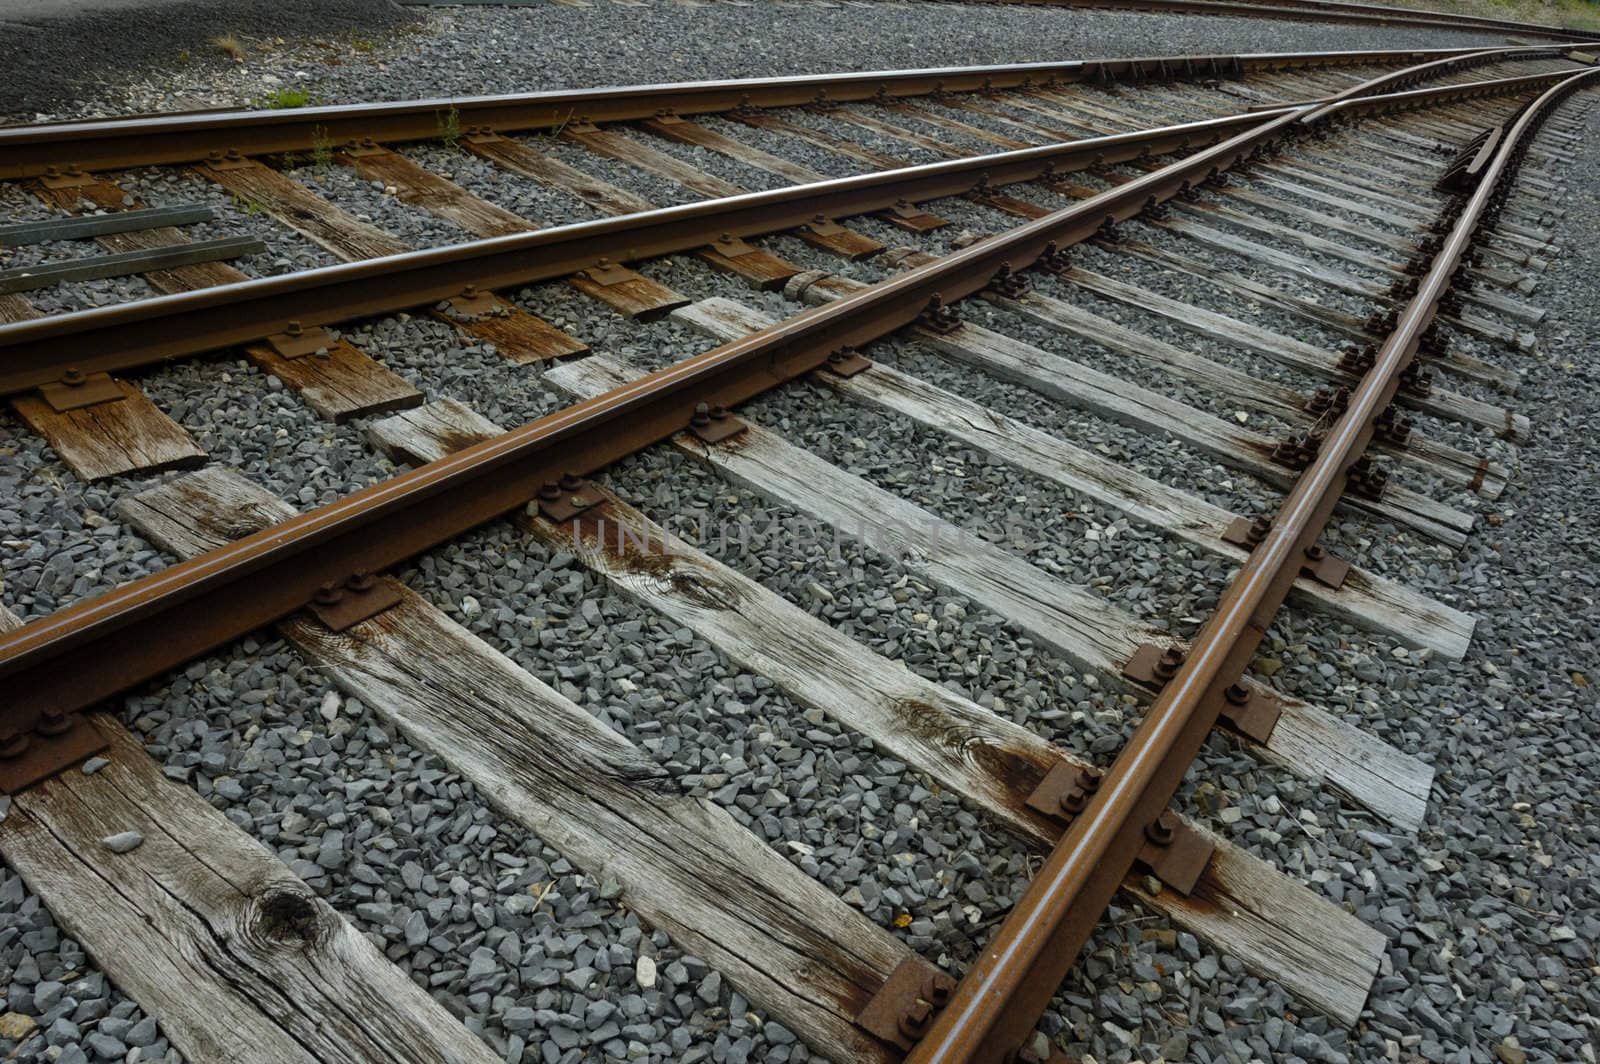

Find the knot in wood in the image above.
[{"left": 250, "top": 884, "right": 327, "bottom": 949}]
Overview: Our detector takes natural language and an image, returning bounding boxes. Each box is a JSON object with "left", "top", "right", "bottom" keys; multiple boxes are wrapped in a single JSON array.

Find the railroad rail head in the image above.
[{"left": 0, "top": 45, "right": 1587, "bottom": 179}]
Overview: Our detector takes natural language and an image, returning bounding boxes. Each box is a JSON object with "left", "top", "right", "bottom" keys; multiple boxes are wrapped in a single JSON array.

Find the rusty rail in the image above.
[
  {"left": 0, "top": 51, "right": 1571, "bottom": 762},
  {"left": 0, "top": 51, "right": 1574, "bottom": 397},
  {"left": 0, "top": 45, "right": 1562, "bottom": 178},
  {"left": 900, "top": 63, "right": 1600, "bottom": 1064},
  {"left": 985, "top": 0, "right": 1595, "bottom": 40}
]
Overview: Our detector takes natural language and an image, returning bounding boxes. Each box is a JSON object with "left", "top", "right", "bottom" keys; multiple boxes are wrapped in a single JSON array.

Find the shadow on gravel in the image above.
[{"left": 0, "top": 0, "right": 417, "bottom": 120}]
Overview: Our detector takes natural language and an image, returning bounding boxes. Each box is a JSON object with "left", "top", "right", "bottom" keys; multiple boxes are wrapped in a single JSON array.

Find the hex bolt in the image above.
[
  {"left": 538, "top": 482, "right": 562, "bottom": 501},
  {"left": 691, "top": 402, "right": 712, "bottom": 427},
  {"left": 0, "top": 731, "right": 29, "bottom": 759},
  {"left": 1155, "top": 646, "right": 1186, "bottom": 680},
  {"left": 559, "top": 473, "right": 585, "bottom": 492},
  {"left": 60, "top": 368, "right": 86, "bottom": 387},
  {"left": 461, "top": 284, "right": 479, "bottom": 299},
  {"left": 314, "top": 582, "right": 345, "bottom": 605},
  {"left": 1145, "top": 811, "right": 1178, "bottom": 847},
  {"left": 284, "top": 321, "right": 305, "bottom": 338},
  {"left": 924, "top": 973, "right": 955, "bottom": 1008},
  {"left": 1305, "top": 544, "right": 1326, "bottom": 562},
  {"left": 1224, "top": 682, "right": 1251, "bottom": 706},
  {"left": 898, "top": 1000, "right": 933, "bottom": 1039},
  {"left": 345, "top": 572, "right": 375, "bottom": 593},
  {"left": 35, "top": 707, "right": 72, "bottom": 737},
  {"left": 709, "top": 405, "right": 730, "bottom": 421}
]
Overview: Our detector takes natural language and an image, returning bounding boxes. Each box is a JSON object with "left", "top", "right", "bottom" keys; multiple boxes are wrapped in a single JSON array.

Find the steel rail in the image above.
[
  {"left": 987, "top": 0, "right": 1595, "bottom": 39},
  {"left": 0, "top": 46, "right": 1549, "bottom": 179},
  {"left": 0, "top": 108, "right": 1279, "bottom": 395},
  {"left": 900, "top": 63, "right": 1600, "bottom": 1064},
  {"left": 1189, "top": 0, "right": 1597, "bottom": 37},
  {"left": 0, "top": 49, "right": 1571, "bottom": 397},
  {"left": 0, "top": 54, "right": 1567, "bottom": 751}
]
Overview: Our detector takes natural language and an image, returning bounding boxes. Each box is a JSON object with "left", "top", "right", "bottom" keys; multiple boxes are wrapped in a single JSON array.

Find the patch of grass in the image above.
[
  {"left": 311, "top": 126, "right": 334, "bottom": 170},
  {"left": 264, "top": 87, "right": 312, "bottom": 110},
  {"left": 351, "top": 37, "right": 377, "bottom": 53},
  {"left": 212, "top": 33, "right": 246, "bottom": 62},
  {"left": 437, "top": 106, "right": 462, "bottom": 151},
  {"left": 232, "top": 192, "right": 263, "bottom": 217}
]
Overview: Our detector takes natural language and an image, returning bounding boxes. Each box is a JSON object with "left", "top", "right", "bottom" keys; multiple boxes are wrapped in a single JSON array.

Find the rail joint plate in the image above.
[
  {"left": 688, "top": 405, "right": 748, "bottom": 444},
  {"left": 39, "top": 168, "right": 95, "bottom": 189},
  {"left": 1218, "top": 684, "right": 1283, "bottom": 745},
  {"left": 446, "top": 286, "right": 500, "bottom": 316},
  {"left": 268, "top": 323, "right": 335, "bottom": 359},
  {"left": 854, "top": 955, "right": 956, "bottom": 1051},
  {"left": 1121, "top": 641, "right": 1185, "bottom": 687},
  {"left": 821, "top": 346, "right": 872, "bottom": 378},
  {"left": 536, "top": 476, "right": 603, "bottom": 522},
  {"left": 307, "top": 574, "right": 403, "bottom": 632},
  {"left": 40, "top": 371, "right": 124, "bottom": 412},
  {"left": 1136, "top": 812, "right": 1214, "bottom": 896},
  {"left": 0, "top": 713, "right": 108, "bottom": 794},
  {"left": 1300, "top": 545, "right": 1349, "bottom": 590},
  {"left": 577, "top": 261, "right": 642, "bottom": 287},
  {"left": 708, "top": 234, "right": 759, "bottom": 259},
  {"left": 1024, "top": 760, "right": 1102, "bottom": 825}
]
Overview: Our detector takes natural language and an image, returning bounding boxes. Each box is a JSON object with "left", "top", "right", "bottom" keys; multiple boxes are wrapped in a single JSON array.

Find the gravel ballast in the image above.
[
  {"left": 2, "top": 7, "right": 1598, "bottom": 1064},
  {"left": 2, "top": 0, "right": 1522, "bottom": 124}
]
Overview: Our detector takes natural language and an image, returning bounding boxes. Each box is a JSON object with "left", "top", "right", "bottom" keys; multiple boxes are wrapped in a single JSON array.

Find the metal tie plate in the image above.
[{"left": 40, "top": 371, "right": 125, "bottom": 412}]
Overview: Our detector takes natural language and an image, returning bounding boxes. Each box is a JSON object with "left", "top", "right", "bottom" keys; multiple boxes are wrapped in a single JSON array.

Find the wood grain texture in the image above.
[
  {"left": 880, "top": 100, "right": 1032, "bottom": 150},
  {"left": 366, "top": 399, "right": 503, "bottom": 465},
  {"left": 116, "top": 468, "right": 917, "bottom": 1064},
  {"left": 877, "top": 244, "right": 1503, "bottom": 491},
  {"left": 545, "top": 355, "right": 1433, "bottom": 830},
  {"left": 466, "top": 135, "right": 655, "bottom": 215},
  {"left": 931, "top": 316, "right": 1470, "bottom": 542},
  {"left": 436, "top": 296, "right": 590, "bottom": 364},
  {"left": 522, "top": 486, "right": 1384, "bottom": 1025},
  {"left": 116, "top": 465, "right": 297, "bottom": 557},
  {"left": 0, "top": 293, "right": 42, "bottom": 324},
  {"left": 1159, "top": 215, "right": 1387, "bottom": 301},
  {"left": 1058, "top": 267, "right": 1514, "bottom": 488},
  {"left": 672, "top": 297, "right": 1475, "bottom": 660},
  {"left": 244, "top": 341, "right": 422, "bottom": 422},
  {"left": 732, "top": 113, "right": 907, "bottom": 170},
  {"left": 638, "top": 116, "right": 825, "bottom": 184},
  {"left": 828, "top": 109, "right": 973, "bottom": 159},
  {"left": 281, "top": 585, "right": 908, "bottom": 1063},
  {"left": 12, "top": 381, "right": 206, "bottom": 482},
  {"left": 630, "top": 117, "right": 883, "bottom": 256},
  {"left": 568, "top": 268, "right": 690, "bottom": 321},
  {"left": 198, "top": 160, "right": 409, "bottom": 261},
  {"left": 341, "top": 146, "right": 534, "bottom": 237},
  {"left": 0, "top": 719, "right": 497, "bottom": 1064},
  {"left": 562, "top": 126, "right": 746, "bottom": 199}
]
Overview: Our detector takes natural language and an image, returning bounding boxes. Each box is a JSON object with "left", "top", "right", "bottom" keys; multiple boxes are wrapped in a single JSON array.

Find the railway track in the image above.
[
  {"left": 0, "top": 39, "right": 1593, "bottom": 1064},
  {"left": 973, "top": 0, "right": 1598, "bottom": 42}
]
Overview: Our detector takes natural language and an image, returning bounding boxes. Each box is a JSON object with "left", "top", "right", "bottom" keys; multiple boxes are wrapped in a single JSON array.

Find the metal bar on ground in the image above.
[
  {"left": 0, "top": 205, "right": 214, "bottom": 246},
  {"left": 0, "top": 236, "right": 264, "bottom": 295}
]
